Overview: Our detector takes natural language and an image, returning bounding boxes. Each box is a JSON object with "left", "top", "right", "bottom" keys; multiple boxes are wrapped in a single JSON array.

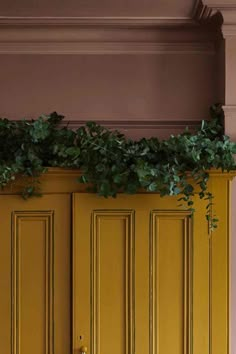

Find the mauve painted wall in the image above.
[{"left": 0, "top": 54, "right": 216, "bottom": 126}]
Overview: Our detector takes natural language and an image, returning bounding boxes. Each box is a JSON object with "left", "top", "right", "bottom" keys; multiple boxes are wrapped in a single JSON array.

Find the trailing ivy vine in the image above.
[{"left": 0, "top": 104, "right": 235, "bottom": 229}]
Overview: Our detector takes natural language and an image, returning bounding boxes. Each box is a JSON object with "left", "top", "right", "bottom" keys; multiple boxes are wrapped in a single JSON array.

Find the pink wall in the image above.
[{"left": 0, "top": 53, "right": 217, "bottom": 139}]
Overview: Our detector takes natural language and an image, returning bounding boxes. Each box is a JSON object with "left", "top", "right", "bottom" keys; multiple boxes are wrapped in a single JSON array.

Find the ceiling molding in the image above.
[
  {"left": 0, "top": 14, "right": 219, "bottom": 54},
  {"left": 193, "top": 1, "right": 236, "bottom": 38},
  {"left": 194, "top": 1, "right": 236, "bottom": 26},
  {"left": 0, "top": 16, "right": 196, "bottom": 27},
  {"left": 202, "top": 3, "right": 236, "bottom": 11},
  {"left": 193, "top": 1, "right": 215, "bottom": 21},
  {"left": 0, "top": 16, "right": 215, "bottom": 55}
]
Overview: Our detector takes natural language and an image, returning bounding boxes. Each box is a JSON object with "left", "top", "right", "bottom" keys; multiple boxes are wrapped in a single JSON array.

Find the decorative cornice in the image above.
[
  {"left": 193, "top": 1, "right": 215, "bottom": 21},
  {"left": 194, "top": 0, "right": 236, "bottom": 15},
  {"left": 194, "top": 1, "right": 236, "bottom": 35},
  {"left": 0, "top": 16, "right": 196, "bottom": 27},
  {"left": 0, "top": 15, "right": 217, "bottom": 54}
]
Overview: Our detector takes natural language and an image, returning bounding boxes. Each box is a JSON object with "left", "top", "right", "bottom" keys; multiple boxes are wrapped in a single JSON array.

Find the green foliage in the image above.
[{"left": 0, "top": 105, "right": 235, "bottom": 230}]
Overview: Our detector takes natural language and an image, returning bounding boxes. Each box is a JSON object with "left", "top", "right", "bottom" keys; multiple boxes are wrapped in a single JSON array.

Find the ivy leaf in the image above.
[
  {"left": 126, "top": 183, "right": 138, "bottom": 194},
  {"left": 173, "top": 187, "right": 181, "bottom": 195},
  {"left": 113, "top": 175, "right": 123, "bottom": 184},
  {"left": 148, "top": 182, "right": 158, "bottom": 192},
  {"left": 79, "top": 175, "right": 88, "bottom": 184},
  {"left": 65, "top": 147, "right": 80, "bottom": 158},
  {"left": 96, "top": 164, "right": 105, "bottom": 172}
]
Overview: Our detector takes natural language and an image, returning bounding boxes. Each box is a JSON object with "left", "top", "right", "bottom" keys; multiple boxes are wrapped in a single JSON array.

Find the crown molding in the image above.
[
  {"left": 193, "top": 1, "right": 215, "bottom": 21},
  {"left": 194, "top": 0, "right": 236, "bottom": 14},
  {"left": 0, "top": 16, "right": 215, "bottom": 54},
  {"left": 0, "top": 15, "right": 219, "bottom": 54},
  {"left": 0, "top": 16, "right": 196, "bottom": 27},
  {"left": 194, "top": 1, "right": 236, "bottom": 35}
]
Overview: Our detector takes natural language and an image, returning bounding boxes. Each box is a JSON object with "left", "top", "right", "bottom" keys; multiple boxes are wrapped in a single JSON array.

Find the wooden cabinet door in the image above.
[
  {"left": 0, "top": 194, "right": 71, "bottom": 354},
  {"left": 73, "top": 193, "right": 209, "bottom": 354}
]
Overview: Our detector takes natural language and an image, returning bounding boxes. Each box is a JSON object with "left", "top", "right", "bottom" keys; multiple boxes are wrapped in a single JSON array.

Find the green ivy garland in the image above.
[{"left": 0, "top": 104, "right": 236, "bottom": 229}]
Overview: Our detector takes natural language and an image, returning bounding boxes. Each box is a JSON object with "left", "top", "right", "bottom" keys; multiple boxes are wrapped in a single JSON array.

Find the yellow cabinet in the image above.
[{"left": 0, "top": 170, "right": 233, "bottom": 354}]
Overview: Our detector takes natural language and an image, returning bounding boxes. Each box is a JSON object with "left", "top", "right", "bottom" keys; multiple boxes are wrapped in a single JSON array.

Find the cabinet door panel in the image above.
[
  {"left": 73, "top": 194, "right": 208, "bottom": 354},
  {"left": 0, "top": 194, "right": 71, "bottom": 354}
]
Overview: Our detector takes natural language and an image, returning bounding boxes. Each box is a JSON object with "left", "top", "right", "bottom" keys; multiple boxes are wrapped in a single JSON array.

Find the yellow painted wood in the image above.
[
  {"left": 1, "top": 168, "right": 235, "bottom": 195},
  {"left": 0, "top": 194, "right": 71, "bottom": 354},
  {"left": 0, "top": 170, "right": 233, "bottom": 354},
  {"left": 73, "top": 193, "right": 210, "bottom": 354},
  {"left": 191, "top": 195, "right": 210, "bottom": 354},
  {"left": 210, "top": 177, "right": 231, "bottom": 354},
  {"left": 150, "top": 211, "right": 192, "bottom": 354},
  {"left": 12, "top": 211, "right": 54, "bottom": 354}
]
